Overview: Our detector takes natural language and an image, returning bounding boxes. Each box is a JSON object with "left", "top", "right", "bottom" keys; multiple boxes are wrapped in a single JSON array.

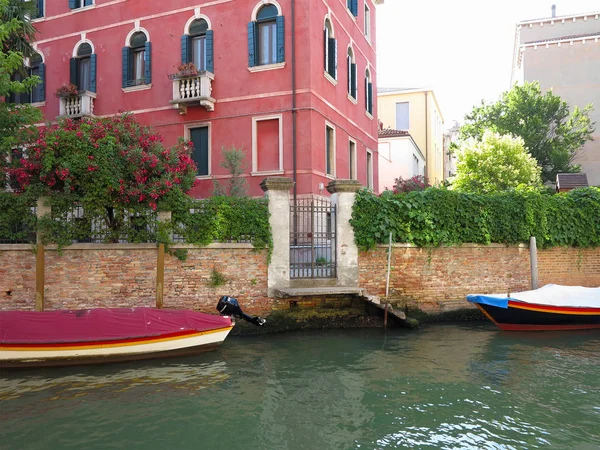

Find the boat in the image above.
[
  {"left": 0, "top": 296, "right": 265, "bottom": 368},
  {"left": 467, "top": 284, "right": 600, "bottom": 331}
]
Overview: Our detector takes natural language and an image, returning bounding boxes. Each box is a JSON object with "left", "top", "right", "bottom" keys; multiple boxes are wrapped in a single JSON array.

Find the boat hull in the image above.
[
  {"left": 475, "top": 301, "right": 600, "bottom": 331},
  {"left": 0, "top": 327, "right": 233, "bottom": 368}
]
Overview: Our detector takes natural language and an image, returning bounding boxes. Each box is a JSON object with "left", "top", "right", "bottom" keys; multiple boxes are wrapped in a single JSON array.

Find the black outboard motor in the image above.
[{"left": 217, "top": 296, "right": 266, "bottom": 326}]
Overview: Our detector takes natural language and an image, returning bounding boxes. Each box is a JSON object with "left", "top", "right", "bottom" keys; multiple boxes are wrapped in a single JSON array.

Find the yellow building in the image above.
[{"left": 377, "top": 88, "right": 445, "bottom": 185}]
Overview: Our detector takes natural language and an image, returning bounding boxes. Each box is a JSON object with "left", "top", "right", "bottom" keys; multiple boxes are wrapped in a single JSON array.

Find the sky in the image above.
[{"left": 376, "top": 0, "right": 600, "bottom": 129}]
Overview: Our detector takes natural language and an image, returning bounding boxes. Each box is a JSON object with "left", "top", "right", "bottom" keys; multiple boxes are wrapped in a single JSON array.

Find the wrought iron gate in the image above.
[{"left": 290, "top": 197, "right": 336, "bottom": 279}]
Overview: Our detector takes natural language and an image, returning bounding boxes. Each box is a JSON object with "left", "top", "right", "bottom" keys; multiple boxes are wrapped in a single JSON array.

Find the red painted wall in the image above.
[{"left": 32, "top": 0, "right": 379, "bottom": 197}]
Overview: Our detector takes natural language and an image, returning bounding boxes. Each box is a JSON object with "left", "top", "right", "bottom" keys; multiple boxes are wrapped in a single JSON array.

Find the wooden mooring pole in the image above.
[
  {"left": 156, "top": 244, "right": 165, "bottom": 308},
  {"left": 530, "top": 236, "right": 539, "bottom": 290},
  {"left": 35, "top": 244, "right": 45, "bottom": 311},
  {"left": 384, "top": 232, "right": 392, "bottom": 329}
]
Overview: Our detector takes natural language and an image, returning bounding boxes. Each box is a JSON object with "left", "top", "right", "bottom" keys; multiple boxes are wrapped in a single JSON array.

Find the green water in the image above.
[{"left": 1, "top": 324, "right": 600, "bottom": 450}]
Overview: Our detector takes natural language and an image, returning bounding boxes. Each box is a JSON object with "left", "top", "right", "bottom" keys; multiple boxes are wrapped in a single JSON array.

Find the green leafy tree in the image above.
[
  {"left": 460, "top": 81, "right": 595, "bottom": 183},
  {"left": 451, "top": 131, "right": 542, "bottom": 194},
  {"left": 213, "top": 146, "right": 248, "bottom": 197},
  {"left": 0, "top": 0, "right": 42, "bottom": 186}
]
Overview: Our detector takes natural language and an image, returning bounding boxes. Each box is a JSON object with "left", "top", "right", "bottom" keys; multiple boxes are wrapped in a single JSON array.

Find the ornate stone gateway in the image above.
[{"left": 289, "top": 197, "right": 336, "bottom": 279}]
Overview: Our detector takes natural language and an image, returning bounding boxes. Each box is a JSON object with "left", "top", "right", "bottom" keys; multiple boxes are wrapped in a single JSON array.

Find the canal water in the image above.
[{"left": 1, "top": 324, "right": 600, "bottom": 449}]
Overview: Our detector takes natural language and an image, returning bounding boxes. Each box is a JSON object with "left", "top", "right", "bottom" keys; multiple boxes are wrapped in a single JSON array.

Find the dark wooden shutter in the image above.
[
  {"left": 89, "top": 54, "right": 97, "bottom": 93},
  {"left": 38, "top": 63, "right": 45, "bottom": 101},
  {"left": 350, "top": 63, "right": 357, "bottom": 98},
  {"left": 190, "top": 127, "right": 209, "bottom": 176},
  {"left": 328, "top": 38, "right": 337, "bottom": 79},
  {"left": 276, "top": 16, "right": 285, "bottom": 63},
  {"left": 37, "top": 0, "right": 44, "bottom": 17},
  {"left": 144, "top": 42, "right": 152, "bottom": 84},
  {"left": 248, "top": 22, "right": 256, "bottom": 67},
  {"left": 122, "top": 47, "right": 130, "bottom": 88},
  {"left": 70, "top": 57, "right": 78, "bottom": 87},
  {"left": 351, "top": 0, "right": 358, "bottom": 16},
  {"left": 205, "top": 30, "right": 214, "bottom": 73},
  {"left": 181, "top": 35, "right": 190, "bottom": 64},
  {"left": 69, "top": 0, "right": 77, "bottom": 9},
  {"left": 368, "top": 82, "right": 373, "bottom": 114}
]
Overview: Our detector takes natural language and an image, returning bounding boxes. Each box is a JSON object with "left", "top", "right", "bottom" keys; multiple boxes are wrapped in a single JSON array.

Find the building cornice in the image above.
[{"left": 518, "top": 11, "right": 599, "bottom": 27}]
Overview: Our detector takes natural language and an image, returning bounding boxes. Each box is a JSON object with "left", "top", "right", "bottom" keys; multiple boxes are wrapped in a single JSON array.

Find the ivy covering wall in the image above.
[{"left": 351, "top": 187, "right": 600, "bottom": 251}]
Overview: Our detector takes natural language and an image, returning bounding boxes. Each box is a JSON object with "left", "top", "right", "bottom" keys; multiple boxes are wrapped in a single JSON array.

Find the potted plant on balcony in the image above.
[
  {"left": 168, "top": 63, "right": 199, "bottom": 80},
  {"left": 54, "top": 84, "right": 80, "bottom": 99}
]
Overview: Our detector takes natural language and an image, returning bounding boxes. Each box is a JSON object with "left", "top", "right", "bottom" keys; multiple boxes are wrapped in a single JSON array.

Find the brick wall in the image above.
[
  {"left": 0, "top": 243, "right": 272, "bottom": 314},
  {"left": 359, "top": 244, "right": 600, "bottom": 314}
]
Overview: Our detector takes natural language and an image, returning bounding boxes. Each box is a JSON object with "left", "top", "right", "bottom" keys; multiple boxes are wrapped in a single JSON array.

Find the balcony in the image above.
[
  {"left": 170, "top": 72, "right": 215, "bottom": 114},
  {"left": 58, "top": 91, "right": 96, "bottom": 119}
]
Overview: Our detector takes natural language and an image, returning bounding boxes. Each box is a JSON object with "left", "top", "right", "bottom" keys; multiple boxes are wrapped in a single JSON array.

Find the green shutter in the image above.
[
  {"left": 122, "top": 46, "right": 130, "bottom": 88},
  {"left": 350, "top": 63, "right": 357, "bottom": 98},
  {"left": 181, "top": 35, "right": 190, "bottom": 64},
  {"left": 89, "top": 53, "right": 97, "bottom": 93},
  {"left": 248, "top": 22, "right": 256, "bottom": 67},
  {"left": 144, "top": 42, "right": 152, "bottom": 84},
  {"left": 276, "top": 16, "right": 285, "bottom": 63},
  {"left": 368, "top": 82, "right": 373, "bottom": 114},
  {"left": 38, "top": 63, "right": 45, "bottom": 101},
  {"left": 37, "top": 0, "right": 44, "bottom": 17},
  {"left": 351, "top": 0, "right": 358, "bottom": 16},
  {"left": 70, "top": 57, "right": 78, "bottom": 87},
  {"left": 205, "top": 30, "right": 214, "bottom": 73},
  {"left": 69, "top": 0, "right": 77, "bottom": 9},
  {"left": 328, "top": 38, "right": 337, "bottom": 79}
]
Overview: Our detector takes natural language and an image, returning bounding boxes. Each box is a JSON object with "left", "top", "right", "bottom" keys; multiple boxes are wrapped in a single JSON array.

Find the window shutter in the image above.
[
  {"left": 38, "top": 63, "right": 45, "bottom": 101},
  {"left": 122, "top": 46, "right": 130, "bottom": 88},
  {"left": 351, "top": 0, "right": 358, "bottom": 16},
  {"left": 181, "top": 35, "right": 190, "bottom": 64},
  {"left": 368, "top": 82, "right": 373, "bottom": 114},
  {"left": 276, "top": 16, "right": 285, "bottom": 63},
  {"left": 69, "top": 0, "right": 77, "bottom": 9},
  {"left": 350, "top": 63, "right": 357, "bottom": 98},
  {"left": 144, "top": 42, "right": 152, "bottom": 84},
  {"left": 205, "top": 30, "right": 214, "bottom": 73},
  {"left": 324, "top": 29, "right": 328, "bottom": 73},
  {"left": 70, "top": 57, "right": 78, "bottom": 87},
  {"left": 328, "top": 38, "right": 337, "bottom": 79},
  {"left": 37, "top": 0, "right": 44, "bottom": 17},
  {"left": 247, "top": 22, "right": 256, "bottom": 67},
  {"left": 89, "top": 53, "right": 97, "bottom": 93}
]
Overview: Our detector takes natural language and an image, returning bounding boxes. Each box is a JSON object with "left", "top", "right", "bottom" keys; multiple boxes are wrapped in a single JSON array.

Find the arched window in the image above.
[
  {"left": 9, "top": 53, "right": 45, "bottom": 104},
  {"left": 365, "top": 68, "right": 373, "bottom": 115},
  {"left": 248, "top": 3, "right": 285, "bottom": 67},
  {"left": 71, "top": 42, "right": 96, "bottom": 92},
  {"left": 347, "top": 47, "right": 357, "bottom": 99},
  {"left": 122, "top": 30, "right": 151, "bottom": 87},
  {"left": 324, "top": 19, "right": 337, "bottom": 80},
  {"left": 181, "top": 18, "right": 214, "bottom": 73}
]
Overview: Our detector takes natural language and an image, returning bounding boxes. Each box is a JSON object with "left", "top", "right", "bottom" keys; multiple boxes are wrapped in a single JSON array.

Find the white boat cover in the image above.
[{"left": 467, "top": 284, "right": 600, "bottom": 309}]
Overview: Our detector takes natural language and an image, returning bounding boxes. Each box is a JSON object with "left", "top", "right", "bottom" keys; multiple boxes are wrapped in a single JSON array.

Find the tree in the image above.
[
  {"left": 0, "top": 0, "right": 42, "bottom": 186},
  {"left": 9, "top": 114, "right": 198, "bottom": 236},
  {"left": 213, "top": 146, "right": 248, "bottom": 197},
  {"left": 460, "top": 82, "right": 595, "bottom": 183},
  {"left": 451, "top": 131, "right": 542, "bottom": 194}
]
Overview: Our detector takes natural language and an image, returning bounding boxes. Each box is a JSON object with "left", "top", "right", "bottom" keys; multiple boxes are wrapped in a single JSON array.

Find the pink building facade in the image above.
[{"left": 27, "top": 0, "right": 382, "bottom": 197}]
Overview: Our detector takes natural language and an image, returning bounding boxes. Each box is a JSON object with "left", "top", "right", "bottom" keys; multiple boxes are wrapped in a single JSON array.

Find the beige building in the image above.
[
  {"left": 377, "top": 88, "right": 445, "bottom": 185},
  {"left": 511, "top": 8, "right": 600, "bottom": 186}
]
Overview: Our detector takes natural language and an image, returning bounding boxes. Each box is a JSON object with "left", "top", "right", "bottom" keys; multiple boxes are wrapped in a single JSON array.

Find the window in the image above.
[
  {"left": 189, "top": 127, "right": 210, "bottom": 176},
  {"left": 182, "top": 19, "right": 214, "bottom": 72},
  {"left": 28, "top": 0, "right": 44, "bottom": 19},
  {"left": 349, "top": 140, "right": 356, "bottom": 179},
  {"left": 396, "top": 102, "right": 409, "bottom": 130},
  {"left": 71, "top": 42, "right": 96, "bottom": 92},
  {"left": 364, "top": 4, "right": 371, "bottom": 40},
  {"left": 69, "top": 0, "right": 93, "bottom": 9},
  {"left": 365, "top": 68, "right": 373, "bottom": 115},
  {"left": 248, "top": 4, "right": 285, "bottom": 67},
  {"left": 8, "top": 53, "right": 45, "bottom": 104},
  {"left": 347, "top": 48, "right": 357, "bottom": 100},
  {"left": 253, "top": 116, "right": 283, "bottom": 173},
  {"left": 346, "top": 0, "right": 358, "bottom": 16},
  {"left": 366, "top": 150, "right": 373, "bottom": 189},
  {"left": 412, "top": 154, "right": 420, "bottom": 176},
  {"left": 324, "top": 19, "right": 337, "bottom": 80},
  {"left": 122, "top": 31, "right": 151, "bottom": 87},
  {"left": 326, "top": 124, "right": 335, "bottom": 176}
]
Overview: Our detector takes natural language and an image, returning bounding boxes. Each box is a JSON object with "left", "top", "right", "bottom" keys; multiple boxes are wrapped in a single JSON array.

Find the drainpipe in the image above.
[
  {"left": 291, "top": 0, "right": 297, "bottom": 204},
  {"left": 424, "top": 91, "right": 429, "bottom": 180}
]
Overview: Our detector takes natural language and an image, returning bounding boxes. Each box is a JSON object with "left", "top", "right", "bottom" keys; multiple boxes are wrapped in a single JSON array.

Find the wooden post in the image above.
[
  {"left": 530, "top": 236, "right": 539, "bottom": 290},
  {"left": 384, "top": 232, "right": 392, "bottom": 329},
  {"left": 156, "top": 244, "right": 165, "bottom": 308},
  {"left": 35, "top": 244, "right": 45, "bottom": 311}
]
